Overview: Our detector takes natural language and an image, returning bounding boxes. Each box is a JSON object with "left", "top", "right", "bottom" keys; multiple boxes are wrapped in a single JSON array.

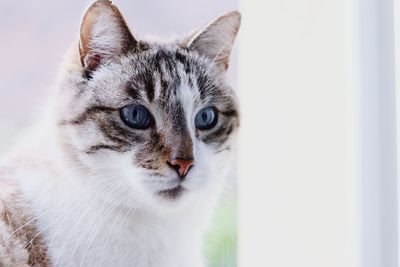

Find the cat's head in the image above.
[{"left": 57, "top": 0, "right": 240, "bottom": 212}]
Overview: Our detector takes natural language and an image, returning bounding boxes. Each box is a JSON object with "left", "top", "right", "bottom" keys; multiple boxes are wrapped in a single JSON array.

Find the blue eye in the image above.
[
  {"left": 120, "top": 105, "right": 152, "bottom": 129},
  {"left": 195, "top": 107, "right": 218, "bottom": 130}
]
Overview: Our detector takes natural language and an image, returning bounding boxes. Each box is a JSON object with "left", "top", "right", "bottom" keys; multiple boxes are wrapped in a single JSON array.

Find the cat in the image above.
[{"left": 0, "top": 0, "right": 240, "bottom": 266}]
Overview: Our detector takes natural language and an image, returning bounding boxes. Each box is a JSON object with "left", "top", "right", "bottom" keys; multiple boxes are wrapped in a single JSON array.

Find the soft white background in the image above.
[
  {"left": 239, "top": 0, "right": 399, "bottom": 266},
  {"left": 239, "top": 0, "right": 349, "bottom": 266}
]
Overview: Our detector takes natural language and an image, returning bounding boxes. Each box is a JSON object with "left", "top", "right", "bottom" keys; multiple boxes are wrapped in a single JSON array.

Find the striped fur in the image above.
[
  {"left": 0, "top": 177, "right": 49, "bottom": 267},
  {"left": 62, "top": 46, "right": 239, "bottom": 161}
]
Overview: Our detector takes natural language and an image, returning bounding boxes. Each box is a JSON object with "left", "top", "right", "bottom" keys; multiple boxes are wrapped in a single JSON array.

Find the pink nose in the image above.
[{"left": 168, "top": 158, "right": 195, "bottom": 179}]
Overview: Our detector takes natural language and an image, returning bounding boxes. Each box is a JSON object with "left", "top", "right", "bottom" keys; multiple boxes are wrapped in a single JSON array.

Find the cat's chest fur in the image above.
[
  {"left": 41, "top": 190, "right": 206, "bottom": 267},
  {"left": 1, "top": 156, "right": 208, "bottom": 267}
]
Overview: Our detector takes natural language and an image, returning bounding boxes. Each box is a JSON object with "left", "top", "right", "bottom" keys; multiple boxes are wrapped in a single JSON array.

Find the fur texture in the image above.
[
  {"left": 0, "top": 1, "right": 240, "bottom": 266},
  {"left": 0, "top": 173, "right": 49, "bottom": 267}
]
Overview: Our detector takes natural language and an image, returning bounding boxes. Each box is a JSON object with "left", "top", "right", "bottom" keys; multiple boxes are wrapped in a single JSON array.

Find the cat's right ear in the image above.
[{"left": 79, "top": 0, "right": 136, "bottom": 73}]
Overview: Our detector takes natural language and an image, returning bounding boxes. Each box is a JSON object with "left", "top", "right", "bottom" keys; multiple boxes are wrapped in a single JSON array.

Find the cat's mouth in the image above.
[{"left": 158, "top": 185, "right": 184, "bottom": 199}]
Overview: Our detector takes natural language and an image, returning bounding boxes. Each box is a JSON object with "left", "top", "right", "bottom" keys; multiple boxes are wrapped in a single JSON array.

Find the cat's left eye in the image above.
[
  {"left": 120, "top": 105, "right": 153, "bottom": 130},
  {"left": 195, "top": 107, "right": 218, "bottom": 130}
]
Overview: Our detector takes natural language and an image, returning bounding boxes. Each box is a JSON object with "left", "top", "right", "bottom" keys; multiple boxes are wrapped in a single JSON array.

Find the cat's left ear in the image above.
[
  {"left": 79, "top": 0, "right": 137, "bottom": 72},
  {"left": 184, "top": 11, "right": 241, "bottom": 71}
]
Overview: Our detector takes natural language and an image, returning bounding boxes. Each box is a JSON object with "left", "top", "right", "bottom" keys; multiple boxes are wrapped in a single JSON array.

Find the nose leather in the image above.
[{"left": 168, "top": 158, "right": 195, "bottom": 179}]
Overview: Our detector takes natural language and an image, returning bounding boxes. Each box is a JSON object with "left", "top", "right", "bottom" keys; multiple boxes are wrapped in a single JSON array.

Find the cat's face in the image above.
[{"left": 58, "top": 1, "right": 240, "bottom": 212}]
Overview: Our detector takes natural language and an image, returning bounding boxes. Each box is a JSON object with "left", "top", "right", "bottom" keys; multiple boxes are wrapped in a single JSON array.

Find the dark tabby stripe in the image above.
[
  {"left": 125, "top": 82, "right": 143, "bottom": 101},
  {"left": 61, "top": 106, "right": 117, "bottom": 125},
  {"left": 175, "top": 50, "right": 192, "bottom": 74},
  {"left": 98, "top": 119, "right": 144, "bottom": 144},
  {"left": 136, "top": 70, "right": 155, "bottom": 102},
  {"left": 221, "top": 109, "right": 238, "bottom": 118},
  {"left": 86, "top": 144, "right": 127, "bottom": 154}
]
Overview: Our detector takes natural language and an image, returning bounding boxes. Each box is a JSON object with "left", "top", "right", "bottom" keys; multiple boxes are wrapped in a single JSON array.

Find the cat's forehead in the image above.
[{"left": 88, "top": 44, "right": 224, "bottom": 108}]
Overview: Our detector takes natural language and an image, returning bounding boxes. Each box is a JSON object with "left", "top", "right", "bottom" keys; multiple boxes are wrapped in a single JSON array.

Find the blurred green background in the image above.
[{"left": 205, "top": 195, "right": 237, "bottom": 267}]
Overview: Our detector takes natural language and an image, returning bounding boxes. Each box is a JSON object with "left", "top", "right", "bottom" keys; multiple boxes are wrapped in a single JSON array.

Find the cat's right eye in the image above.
[{"left": 120, "top": 105, "right": 153, "bottom": 130}]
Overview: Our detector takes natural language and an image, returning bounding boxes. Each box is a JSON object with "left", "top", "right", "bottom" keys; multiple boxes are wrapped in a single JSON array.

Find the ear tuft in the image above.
[
  {"left": 79, "top": 0, "right": 136, "bottom": 72},
  {"left": 186, "top": 11, "right": 241, "bottom": 71}
]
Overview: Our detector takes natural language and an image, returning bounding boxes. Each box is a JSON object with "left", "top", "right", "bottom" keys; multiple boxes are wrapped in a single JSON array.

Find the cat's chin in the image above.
[
  {"left": 146, "top": 183, "right": 205, "bottom": 212},
  {"left": 157, "top": 185, "right": 185, "bottom": 200}
]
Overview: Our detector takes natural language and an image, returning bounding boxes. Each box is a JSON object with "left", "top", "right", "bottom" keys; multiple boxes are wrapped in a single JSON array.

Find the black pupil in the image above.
[
  {"left": 121, "top": 105, "right": 150, "bottom": 129},
  {"left": 201, "top": 110, "right": 212, "bottom": 124},
  {"left": 195, "top": 107, "right": 216, "bottom": 130}
]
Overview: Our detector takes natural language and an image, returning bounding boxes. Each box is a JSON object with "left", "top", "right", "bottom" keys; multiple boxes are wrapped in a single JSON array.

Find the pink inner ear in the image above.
[{"left": 87, "top": 53, "right": 102, "bottom": 72}]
